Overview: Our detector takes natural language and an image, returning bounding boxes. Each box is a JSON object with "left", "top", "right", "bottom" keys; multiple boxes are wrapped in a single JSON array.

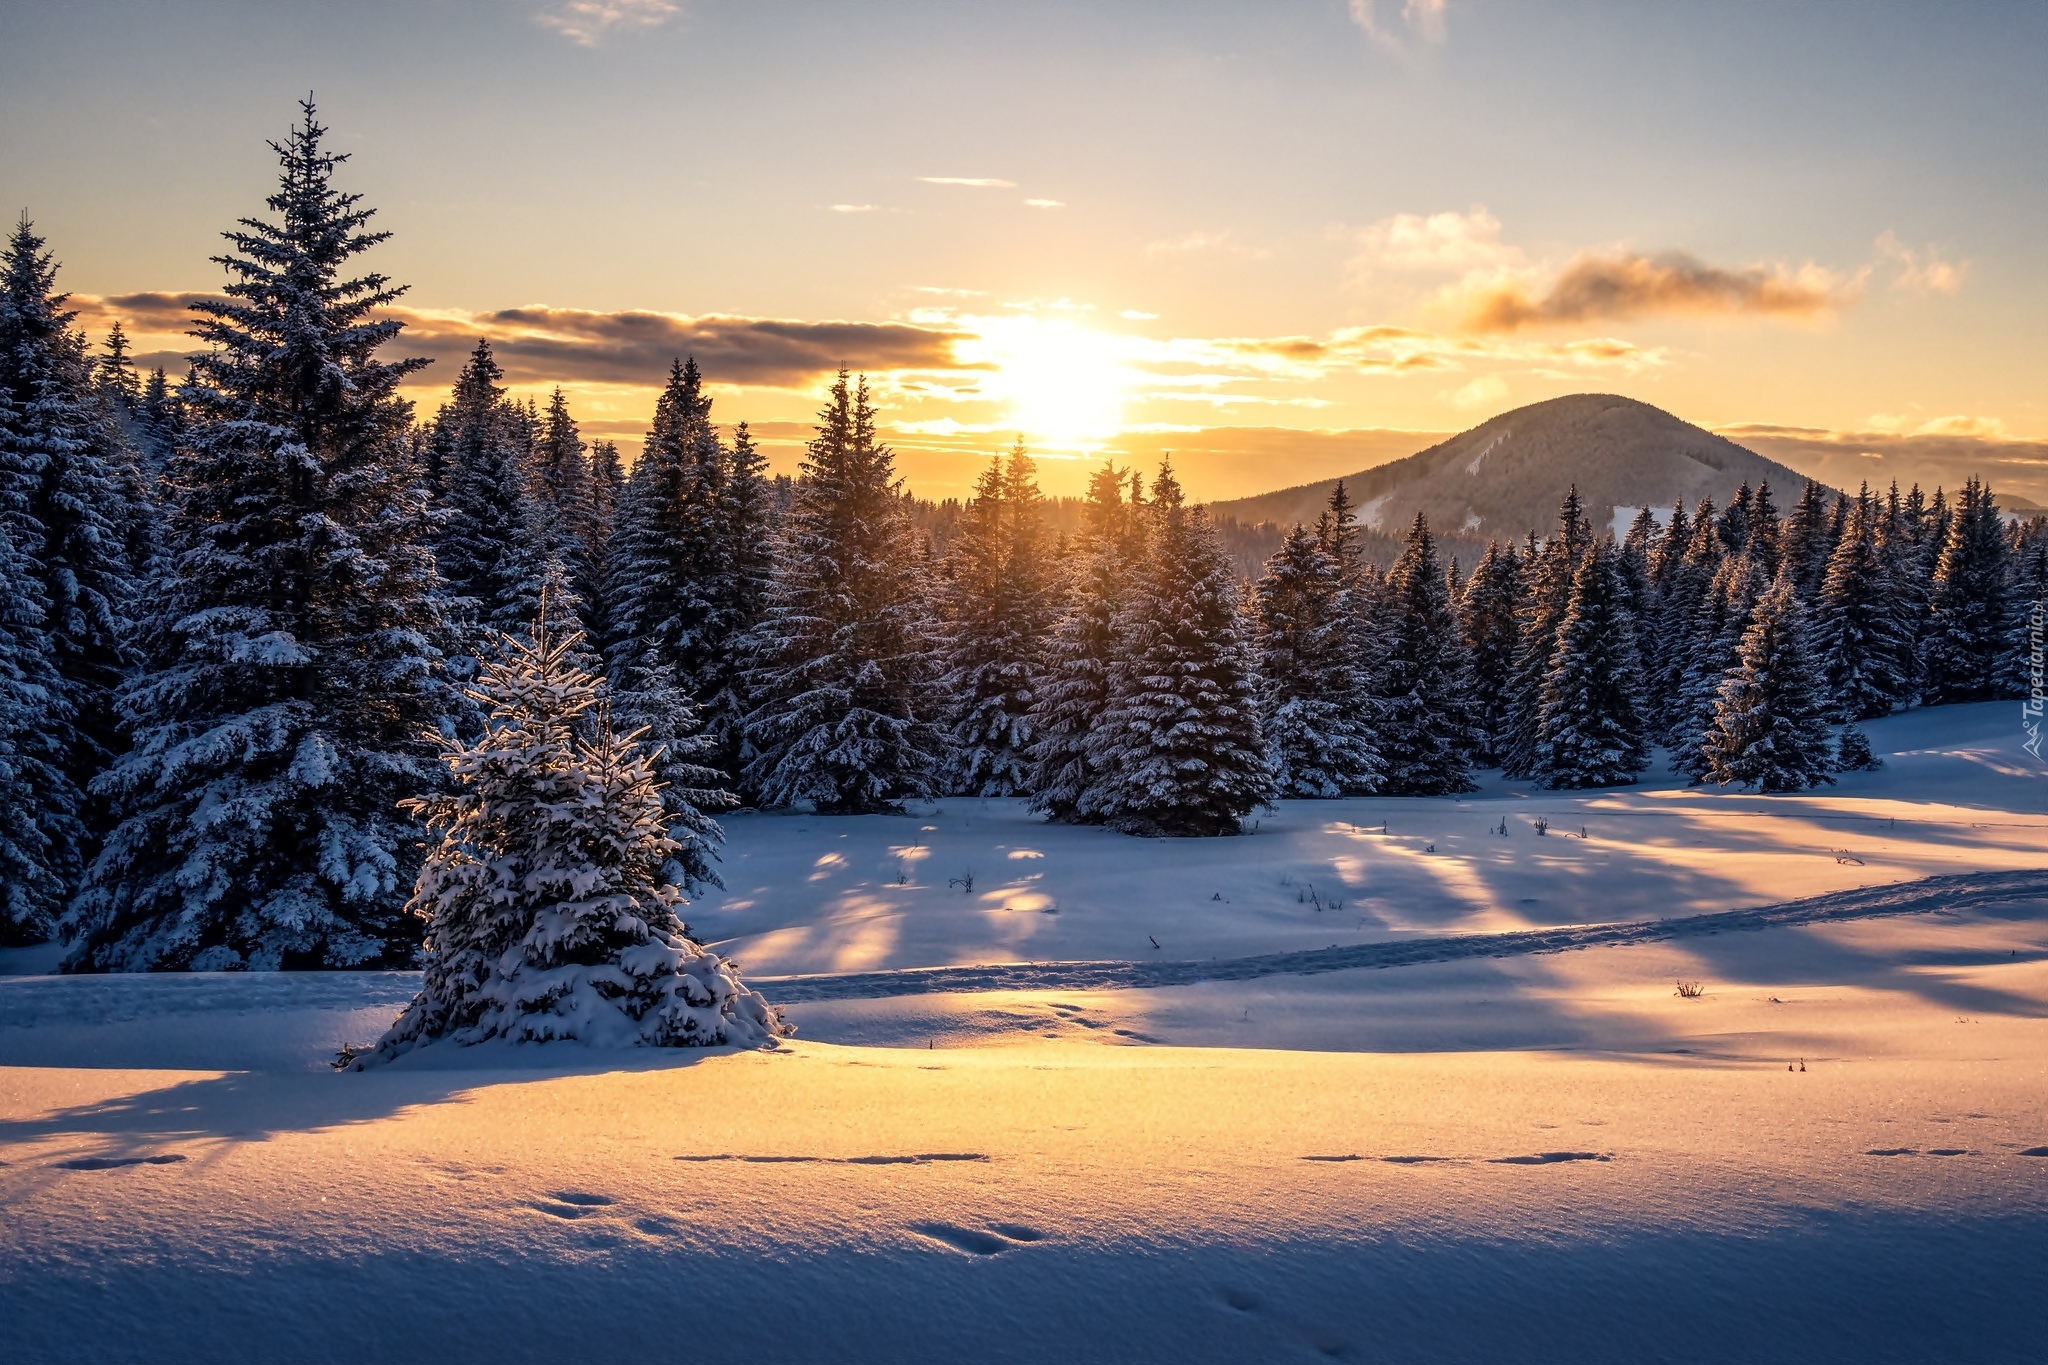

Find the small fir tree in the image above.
[
  {"left": 368, "top": 607, "right": 786, "bottom": 1060},
  {"left": 1701, "top": 575, "right": 1836, "bottom": 793},
  {"left": 1835, "top": 720, "right": 1880, "bottom": 772}
]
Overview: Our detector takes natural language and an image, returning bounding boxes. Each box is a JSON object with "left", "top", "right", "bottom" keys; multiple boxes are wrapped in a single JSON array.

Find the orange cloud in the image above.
[
  {"left": 72, "top": 294, "right": 969, "bottom": 390},
  {"left": 1455, "top": 250, "right": 1856, "bottom": 332}
]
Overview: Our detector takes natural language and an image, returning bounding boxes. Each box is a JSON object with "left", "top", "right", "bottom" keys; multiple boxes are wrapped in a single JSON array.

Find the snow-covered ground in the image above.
[
  {"left": 691, "top": 702, "right": 2048, "bottom": 976},
  {"left": 4, "top": 702, "right": 2046, "bottom": 1362}
]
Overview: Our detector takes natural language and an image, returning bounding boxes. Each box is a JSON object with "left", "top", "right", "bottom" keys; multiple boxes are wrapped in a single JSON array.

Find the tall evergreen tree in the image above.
[
  {"left": 0, "top": 216, "right": 139, "bottom": 900},
  {"left": 1533, "top": 538, "right": 1649, "bottom": 788},
  {"left": 1702, "top": 574, "right": 1836, "bottom": 793},
  {"left": 1780, "top": 479, "right": 1837, "bottom": 601},
  {"left": 1671, "top": 552, "right": 1767, "bottom": 783},
  {"left": 1376, "top": 512, "right": 1477, "bottom": 795},
  {"left": 1874, "top": 480, "right": 1932, "bottom": 707},
  {"left": 532, "top": 387, "right": 596, "bottom": 599},
  {"left": 65, "top": 101, "right": 460, "bottom": 971},
  {"left": 1812, "top": 486, "right": 1905, "bottom": 721},
  {"left": 1500, "top": 487, "right": 1590, "bottom": 777},
  {"left": 367, "top": 607, "right": 785, "bottom": 1060},
  {"left": 1255, "top": 522, "right": 1382, "bottom": 796},
  {"left": 1080, "top": 462, "right": 1271, "bottom": 834},
  {"left": 0, "top": 410, "right": 64, "bottom": 940},
  {"left": 940, "top": 441, "right": 1054, "bottom": 796},
  {"left": 1459, "top": 538, "right": 1521, "bottom": 766},
  {"left": 1028, "top": 461, "right": 1130, "bottom": 822},
  {"left": 695, "top": 417, "right": 776, "bottom": 777},
  {"left": 741, "top": 372, "right": 942, "bottom": 812},
  {"left": 1999, "top": 523, "right": 2047, "bottom": 701},
  {"left": 1921, "top": 476, "right": 2010, "bottom": 704},
  {"left": 432, "top": 338, "right": 550, "bottom": 639}
]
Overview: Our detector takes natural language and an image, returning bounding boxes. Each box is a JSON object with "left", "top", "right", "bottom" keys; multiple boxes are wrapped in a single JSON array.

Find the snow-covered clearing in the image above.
[
  {"left": 4, "top": 702, "right": 2046, "bottom": 1362},
  {"left": 694, "top": 702, "right": 2047, "bottom": 977}
]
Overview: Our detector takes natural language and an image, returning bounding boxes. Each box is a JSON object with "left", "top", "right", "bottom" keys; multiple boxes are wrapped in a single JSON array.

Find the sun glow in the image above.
[{"left": 956, "top": 314, "right": 1134, "bottom": 446}]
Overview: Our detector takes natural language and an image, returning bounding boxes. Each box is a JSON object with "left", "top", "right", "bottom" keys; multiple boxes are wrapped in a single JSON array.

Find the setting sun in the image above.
[{"left": 957, "top": 313, "right": 1134, "bottom": 447}]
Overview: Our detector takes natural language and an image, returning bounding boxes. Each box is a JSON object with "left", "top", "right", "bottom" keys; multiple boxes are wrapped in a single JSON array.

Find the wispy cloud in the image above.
[
  {"left": 1349, "top": 0, "right": 1448, "bottom": 51},
  {"left": 919, "top": 176, "right": 1017, "bottom": 188},
  {"left": 1023, "top": 198, "right": 1066, "bottom": 209},
  {"left": 1348, "top": 207, "right": 1522, "bottom": 284},
  {"left": 1204, "top": 323, "right": 1667, "bottom": 376},
  {"left": 1875, "top": 231, "right": 1968, "bottom": 296},
  {"left": 1451, "top": 250, "right": 1858, "bottom": 332},
  {"left": 1143, "top": 230, "right": 1272, "bottom": 260},
  {"left": 537, "top": 0, "right": 679, "bottom": 46}
]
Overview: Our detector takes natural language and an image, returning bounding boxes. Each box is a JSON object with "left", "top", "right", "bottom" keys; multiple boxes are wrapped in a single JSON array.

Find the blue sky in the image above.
[{"left": 5, "top": 0, "right": 2043, "bottom": 498}]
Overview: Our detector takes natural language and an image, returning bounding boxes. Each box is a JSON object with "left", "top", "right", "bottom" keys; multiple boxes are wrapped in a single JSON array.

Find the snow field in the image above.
[{"left": 696, "top": 703, "right": 2048, "bottom": 976}]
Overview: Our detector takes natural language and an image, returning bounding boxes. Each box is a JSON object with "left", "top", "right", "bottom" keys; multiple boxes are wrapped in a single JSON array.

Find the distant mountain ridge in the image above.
[{"left": 1207, "top": 394, "right": 1822, "bottom": 541}]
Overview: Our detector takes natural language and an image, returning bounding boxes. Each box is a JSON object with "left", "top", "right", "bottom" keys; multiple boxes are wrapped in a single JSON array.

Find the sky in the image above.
[{"left": 4, "top": 0, "right": 2045, "bottom": 502}]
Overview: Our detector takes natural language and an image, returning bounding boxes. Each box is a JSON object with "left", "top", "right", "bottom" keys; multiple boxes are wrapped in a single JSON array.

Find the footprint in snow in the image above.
[
  {"left": 908, "top": 1221, "right": 1050, "bottom": 1256},
  {"left": 1490, "top": 1152, "right": 1610, "bottom": 1165},
  {"left": 2020, "top": 1147, "right": 2048, "bottom": 1157},
  {"left": 56, "top": 1153, "right": 187, "bottom": 1171},
  {"left": 531, "top": 1191, "right": 617, "bottom": 1219}
]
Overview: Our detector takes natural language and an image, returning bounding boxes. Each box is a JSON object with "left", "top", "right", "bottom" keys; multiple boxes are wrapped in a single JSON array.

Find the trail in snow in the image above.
[{"left": 758, "top": 869, "right": 2048, "bottom": 1002}]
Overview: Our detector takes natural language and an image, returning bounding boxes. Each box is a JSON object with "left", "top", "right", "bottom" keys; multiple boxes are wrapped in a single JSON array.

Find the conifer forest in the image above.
[{"left": 3, "top": 106, "right": 2043, "bottom": 973}]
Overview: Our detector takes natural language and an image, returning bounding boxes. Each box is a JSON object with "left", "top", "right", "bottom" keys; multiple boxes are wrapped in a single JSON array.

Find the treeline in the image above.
[{"left": 4, "top": 105, "right": 2044, "bottom": 970}]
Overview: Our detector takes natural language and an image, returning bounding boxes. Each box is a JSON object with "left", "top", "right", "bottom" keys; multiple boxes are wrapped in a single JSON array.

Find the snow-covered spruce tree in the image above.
[
  {"left": 0, "top": 217, "right": 143, "bottom": 896},
  {"left": 1998, "top": 524, "right": 2047, "bottom": 699},
  {"left": 1812, "top": 486, "right": 1905, "bottom": 721},
  {"left": 1028, "top": 460, "right": 1132, "bottom": 822},
  {"left": 1701, "top": 575, "right": 1836, "bottom": 794},
  {"left": 1670, "top": 551, "right": 1766, "bottom": 783},
  {"left": 1079, "top": 461, "right": 1271, "bottom": 834},
  {"left": 0, "top": 461, "right": 65, "bottom": 942},
  {"left": 1921, "top": 477, "right": 2010, "bottom": 705},
  {"left": 431, "top": 339, "right": 551, "bottom": 641},
  {"left": 1644, "top": 499, "right": 1717, "bottom": 728},
  {"left": 1255, "top": 521, "right": 1382, "bottom": 796},
  {"left": 1373, "top": 512, "right": 1478, "bottom": 795},
  {"left": 64, "top": 102, "right": 461, "bottom": 972},
  {"left": 1533, "top": 538, "right": 1649, "bottom": 788},
  {"left": 1459, "top": 538, "right": 1521, "bottom": 767},
  {"left": 940, "top": 441, "right": 1054, "bottom": 796},
  {"left": 1779, "top": 480, "right": 1838, "bottom": 602},
  {"left": 1878, "top": 482, "right": 1938, "bottom": 705},
  {"left": 532, "top": 387, "right": 597, "bottom": 605},
  {"left": 695, "top": 418, "right": 776, "bottom": 777},
  {"left": 1500, "top": 488, "right": 1590, "bottom": 779},
  {"left": 603, "top": 356, "right": 766, "bottom": 793},
  {"left": 741, "top": 371, "right": 942, "bottom": 812},
  {"left": 368, "top": 609, "right": 786, "bottom": 1060}
]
